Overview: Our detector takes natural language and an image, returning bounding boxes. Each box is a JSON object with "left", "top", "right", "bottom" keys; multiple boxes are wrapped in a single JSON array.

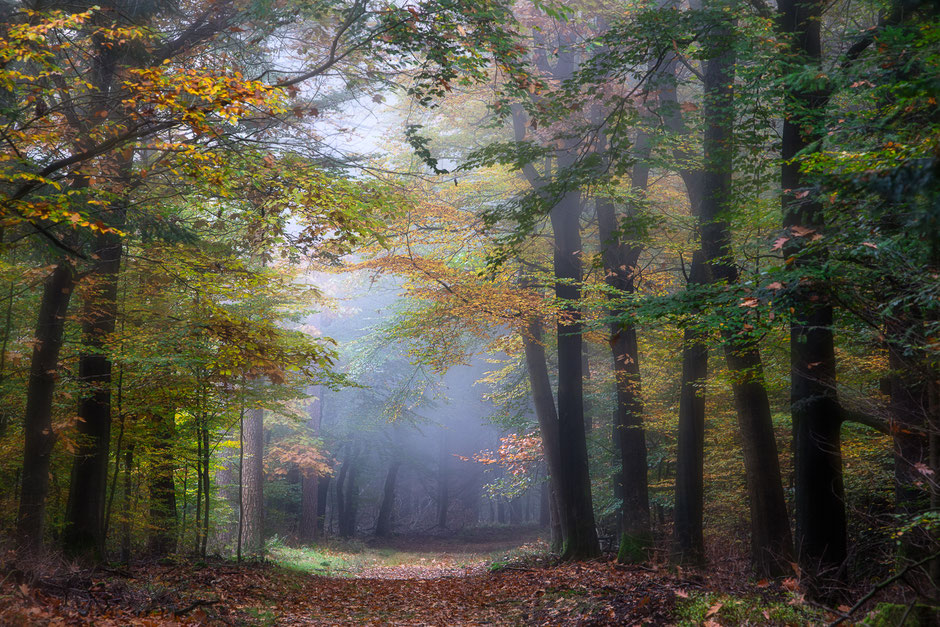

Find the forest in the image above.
[{"left": 0, "top": 0, "right": 937, "bottom": 625}]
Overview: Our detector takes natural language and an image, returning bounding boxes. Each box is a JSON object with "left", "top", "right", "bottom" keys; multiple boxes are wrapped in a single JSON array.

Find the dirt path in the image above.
[{"left": 1, "top": 558, "right": 680, "bottom": 625}]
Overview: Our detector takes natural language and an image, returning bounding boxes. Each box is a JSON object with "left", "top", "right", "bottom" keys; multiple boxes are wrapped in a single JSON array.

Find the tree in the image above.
[{"left": 779, "top": 0, "right": 847, "bottom": 585}]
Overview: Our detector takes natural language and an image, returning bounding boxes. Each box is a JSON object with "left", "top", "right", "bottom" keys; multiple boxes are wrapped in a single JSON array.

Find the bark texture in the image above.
[
  {"left": 241, "top": 407, "right": 264, "bottom": 555},
  {"left": 780, "top": 0, "right": 847, "bottom": 584},
  {"left": 17, "top": 261, "right": 76, "bottom": 552}
]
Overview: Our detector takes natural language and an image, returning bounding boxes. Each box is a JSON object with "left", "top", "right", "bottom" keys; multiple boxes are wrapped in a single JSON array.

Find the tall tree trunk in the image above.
[
  {"left": 120, "top": 444, "right": 133, "bottom": 563},
  {"left": 780, "top": 0, "right": 846, "bottom": 585},
  {"left": 334, "top": 453, "right": 349, "bottom": 536},
  {"left": 200, "top": 421, "right": 210, "bottom": 558},
  {"left": 316, "top": 474, "right": 330, "bottom": 537},
  {"left": 673, "top": 254, "right": 709, "bottom": 565},
  {"left": 341, "top": 461, "right": 358, "bottom": 538},
  {"left": 241, "top": 406, "right": 264, "bottom": 555},
  {"left": 514, "top": 33, "right": 598, "bottom": 559},
  {"left": 299, "top": 389, "right": 322, "bottom": 542},
  {"left": 522, "top": 315, "right": 565, "bottom": 551},
  {"left": 596, "top": 130, "right": 651, "bottom": 564},
  {"left": 148, "top": 412, "right": 178, "bottom": 557},
  {"left": 375, "top": 460, "right": 401, "bottom": 537},
  {"left": 63, "top": 231, "right": 122, "bottom": 559},
  {"left": 17, "top": 261, "right": 76, "bottom": 552},
  {"left": 551, "top": 185, "right": 600, "bottom": 560},
  {"left": 700, "top": 5, "right": 792, "bottom": 576},
  {"left": 437, "top": 430, "right": 449, "bottom": 530},
  {"left": 0, "top": 279, "right": 15, "bottom": 439}
]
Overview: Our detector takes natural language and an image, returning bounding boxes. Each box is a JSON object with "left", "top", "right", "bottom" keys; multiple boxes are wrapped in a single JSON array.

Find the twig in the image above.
[
  {"left": 173, "top": 599, "right": 219, "bottom": 617},
  {"left": 828, "top": 551, "right": 940, "bottom": 626}
]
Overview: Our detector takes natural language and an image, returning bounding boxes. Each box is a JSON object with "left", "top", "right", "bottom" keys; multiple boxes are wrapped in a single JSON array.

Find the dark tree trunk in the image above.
[
  {"left": 376, "top": 460, "right": 401, "bottom": 537},
  {"left": 551, "top": 185, "right": 600, "bottom": 560},
  {"left": 699, "top": 9, "right": 792, "bottom": 576},
  {"left": 241, "top": 406, "right": 264, "bottom": 555},
  {"left": 887, "top": 320, "right": 935, "bottom": 592},
  {"left": 539, "top": 478, "right": 550, "bottom": 528},
  {"left": 63, "top": 229, "right": 123, "bottom": 560},
  {"left": 120, "top": 444, "right": 133, "bottom": 564},
  {"left": 316, "top": 474, "right": 330, "bottom": 536},
  {"left": 334, "top": 454, "right": 349, "bottom": 535},
  {"left": 673, "top": 253, "right": 708, "bottom": 565},
  {"left": 887, "top": 323, "right": 929, "bottom": 512},
  {"left": 780, "top": 0, "right": 846, "bottom": 585},
  {"left": 596, "top": 131, "right": 651, "bottom": 563},
  {"left": 522, "top": 315, "right": 565, "bottom": 551},
  {"left": 514, "top": 34, "right": 598, "bottom": 560},
  {"left": 147, "top": 413, "right": 178, "bottom": 557},
  {"left": 17, "top": 261, "right": 76, "bottom": 553},
  {"left": 340, "top": 462, "right": 358, "bottom": 538},
  {"left": 300, "top": 473, "right": 318, "bottom": 542}
]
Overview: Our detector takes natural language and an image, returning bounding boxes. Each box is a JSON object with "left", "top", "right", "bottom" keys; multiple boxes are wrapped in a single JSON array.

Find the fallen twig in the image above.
[
  {"left": 173, "top": 598, "right": 219, "bottom": 617},
  {"left": 828, "top": 550, "right": 940, "bottom": 626}
]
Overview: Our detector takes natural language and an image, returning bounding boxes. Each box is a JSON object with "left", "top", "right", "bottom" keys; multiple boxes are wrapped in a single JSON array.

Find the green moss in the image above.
[
  {"left": 675, "top": 592, "right": 826, "bottom": 626},
  {"left": 616, "top": 531, "right": 650, "bottom": 564},
  {"left": 862, "top": 603, "right": 940, "bottom": 626}
]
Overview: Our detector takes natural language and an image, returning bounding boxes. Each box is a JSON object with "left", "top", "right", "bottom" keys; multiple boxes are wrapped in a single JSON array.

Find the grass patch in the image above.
[{"left": 675, "top": 591, "right": 827, "bottom": 626}]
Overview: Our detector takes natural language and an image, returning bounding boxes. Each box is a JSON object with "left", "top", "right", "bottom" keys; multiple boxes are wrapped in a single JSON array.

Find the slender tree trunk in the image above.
[
  {"left": 551, "top": 185, "right": 600, "bottom": 560},
  {"left": 0, "top": 280, "right": 15, "bottom": 439},
  {"left": 596, "top": 129, "right": 651, "bottom": 563},
  {"left": 514, "top": 34, "right": 598, "bottom": 560},
  {"left": 17, "top": 261, "right": 76, "bottom": 553},
  {"left": 437, "top": 430, "right": 449, "bottom": 530},
  {"left": 334, "top": 453, "right": 349, "bottom": 536},
  {"left": 673, "top": 251, "right": 708, "bottom": 564},
  {"left": 195, "top": 419, "right": 203, "bottom": 555},
  {"left": 316, "top": 474, "right": 330, "bottom": 537},
  {"left": 699, "top": 6, "right": 792, "bottom": 575},
  {"left": 241, "top": 406, "right": 263, "bottom": 555},
  {"left": 780, "top": 0, "right": 846, "bottom": 585},
  {"left": 148, "top": 412, "right": 178, "bottom": 557},
  {"left": 522, "top": 315, "right": 565, "bottom": 551},
  {"left": 375, "top": 460, "right": 401, "bottom": 537},
  {"left": 120, "top": 444, "right": 133, "bottom": 564},
  {"left": 299, "top": 389, "right": 322, "bottom": 542},
  {"left": 341, "top": 461, "right": 358, "bottom": 538},
  {"left": 201, "top": 422, "right": 210, "bottom": 558}
]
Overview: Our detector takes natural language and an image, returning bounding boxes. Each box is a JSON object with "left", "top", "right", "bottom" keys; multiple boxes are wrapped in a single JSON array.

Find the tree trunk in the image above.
[
  {"left": 437, "top": 431, "right": 449, "bottom": 530},
  {"left": 596, "top": 131, "right": 651, "bottom": 563},
  {"left": 673, "top": 252, "right": 708, "bottom": 565},
  {"left": 147, "top": 412, "right": 178, "bottom": 557},
  {"left": 522, "top": 315, "right": 565, "bottom": 551},
  {"left": 551, "top": 185, "right": 600, "bottom": 560},
  {"left": 316, "top": 474, "right": 330, "bottom": 537},
  {"left": 241, "top": 406, "right": 264, "bottom": 555},
  {"left": 299, "top": 389, "right": 322, "bottom": 542},
  {"left": 341, "top": 462, "right": 358, "bottom": 538},
  {"left": 17, "top": 261, "right": 76, "bottom": 553},
  {"left": 375, "top": 460, "right": 401, "bottom": 537},
  {"left": 780, "top": 0, "right": 847, "bottom": 585},
  {"left": 334, "top": 454, "right": 349, "bottom": 535},
  {"left": 120, "top": 444, "right": 133, "bottom": 564},
  {"left": 63, "top": 229, "right": 123, "bottom": 560},
  {"left": 699, "top": 7, "right": 792, "bottom": 576}
]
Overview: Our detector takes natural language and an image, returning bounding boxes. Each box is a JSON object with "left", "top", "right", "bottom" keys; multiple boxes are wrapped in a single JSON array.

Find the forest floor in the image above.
[{"left": 0, "top": 528, "right": 867, "bottom": 626}]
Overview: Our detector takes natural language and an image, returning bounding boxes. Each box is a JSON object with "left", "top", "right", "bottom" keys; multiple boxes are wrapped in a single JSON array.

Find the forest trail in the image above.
[
  {"left": 0, "top": 559, "right": 678, "bottom": 626},
  {"left": 1, "top": 530, "right": 831, "bottom": 625},
  {"left": 1, "top": 530, "right": 688, "bottom": 625}
]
